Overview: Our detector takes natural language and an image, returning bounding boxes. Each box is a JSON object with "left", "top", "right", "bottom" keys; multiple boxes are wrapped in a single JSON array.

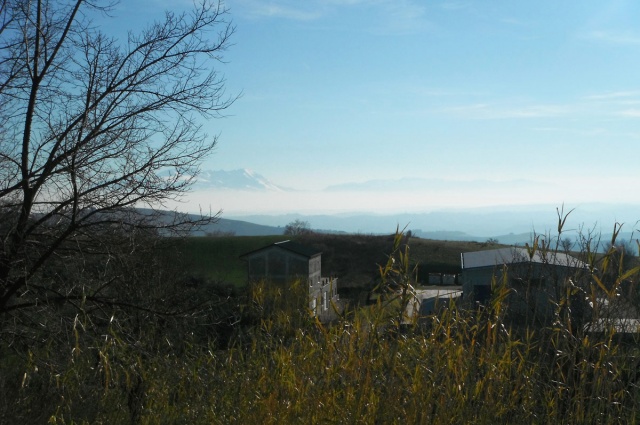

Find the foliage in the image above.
[
  {"left": 485, "top": 237, "right": 499, "bottom": 245},
  {"left": 284, "top": 219, "right": 312, "bottom": 236},
  {"left": 371, "top": 227, "right": 418, "bottom": 332}
]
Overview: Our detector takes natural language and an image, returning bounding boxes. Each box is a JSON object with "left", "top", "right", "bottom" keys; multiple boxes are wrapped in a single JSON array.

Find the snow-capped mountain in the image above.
[{"left": 192, "top": 169, "right": 288, "bottom": 191}]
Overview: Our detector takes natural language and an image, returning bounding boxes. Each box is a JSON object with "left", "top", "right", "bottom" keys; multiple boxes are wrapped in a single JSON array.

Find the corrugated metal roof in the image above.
[
  {"left": 461, "top": 247, "right": 585, "bottom": 269},
  {"left": 240, "top": 240, "right": 322, "bottom": 259}
]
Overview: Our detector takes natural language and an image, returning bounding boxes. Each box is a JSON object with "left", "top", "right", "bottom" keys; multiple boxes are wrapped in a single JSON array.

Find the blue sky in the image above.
[{"left": 119, "top": 1, "right": 640, "bottom": 214}]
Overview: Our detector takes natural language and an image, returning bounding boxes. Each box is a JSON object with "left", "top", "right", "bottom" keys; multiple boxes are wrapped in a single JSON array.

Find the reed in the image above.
[{"left": 3, "top": 220, "right": 640, "bottom": 424}]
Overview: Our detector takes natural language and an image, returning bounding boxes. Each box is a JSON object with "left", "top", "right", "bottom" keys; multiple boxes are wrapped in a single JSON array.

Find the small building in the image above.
[
  {"left": 461, "top": 247, "right": 587, "bottom": 324},
  {"left": 240, "top": 240, "right": 339, "bottom": 321}
]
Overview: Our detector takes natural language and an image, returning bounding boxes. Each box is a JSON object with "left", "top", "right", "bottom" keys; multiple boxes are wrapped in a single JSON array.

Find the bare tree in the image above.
[
  {"left": 560, "top": 237, "right": 574, "bottom": 252},
  {"left": 284, "top": 219, "right": 312, "bottom": 236},
  {"left": 0, "top": 0, "right": 235, "bottom": 318}
]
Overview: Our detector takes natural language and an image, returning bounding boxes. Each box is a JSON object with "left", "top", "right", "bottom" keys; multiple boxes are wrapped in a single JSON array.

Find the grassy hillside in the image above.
[
  {"left": 176, "top": 233, "right": 504, "bottom": 289},
  {"left": 176, "top": 235, "right": 286, "bottom": 285}
]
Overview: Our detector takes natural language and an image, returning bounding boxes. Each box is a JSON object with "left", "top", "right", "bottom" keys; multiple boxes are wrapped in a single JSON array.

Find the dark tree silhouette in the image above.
[
  {"left": 284, "top": 219, "right": 312, "bottom": 236},
  {"left": 0, "top": 0, "right": 235, "bottom": 318}
]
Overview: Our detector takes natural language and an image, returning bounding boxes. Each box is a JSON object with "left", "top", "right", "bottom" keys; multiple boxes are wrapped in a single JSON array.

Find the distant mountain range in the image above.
[
  {"left": 190, "top": 169, "right": 289, "bottom": 191},
  {"left": 144, "top": 209, "right": 284, "bottom": 236},
  {"left": 225, "top": 208, "right": 639, "bottom": 250},
  {"left": 144, "top": 207, "right": 637, "bottom": 252},
  {"left": 167, "top": 168, "right": 640, "bottom": 249},
  {"left": 199, "top": 216, "right": 284, "bottom": 236},
  {"left": 190, "top": 169, "right": 545, "bottom": 193},
  {"left": 222, "top": 212, "right": 539, "bottom": 244},
  {"left": 325, "top": 177, "right": 546, "bottom": 192}
]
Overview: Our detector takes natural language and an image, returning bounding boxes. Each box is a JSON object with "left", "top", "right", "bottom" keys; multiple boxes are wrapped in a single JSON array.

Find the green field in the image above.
[
  {"left": 175, "top": 235, "right": 286, "bottom": 285},
  {"left": 176, "top": 233, "right": 503, "bottom": 288}
]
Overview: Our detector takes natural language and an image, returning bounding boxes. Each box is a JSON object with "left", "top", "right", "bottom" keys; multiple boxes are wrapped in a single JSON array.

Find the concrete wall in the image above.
[{"left": 310, "top": 278, "right": 339, "bottom": 322}]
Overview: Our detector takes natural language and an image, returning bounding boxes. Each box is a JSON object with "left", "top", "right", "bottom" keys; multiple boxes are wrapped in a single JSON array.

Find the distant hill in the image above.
[
  {"left": 137, "top": 208, "right": 284, "bottom": 236},
  {"left": 324, "top": 177, "right": 544, "bottom": 192},
  {"left": 226, "top": 207, "right": 640, "bottom": 245},
  {"left": 412, "top": 230, "right": 534, "bottom": 245},
  {"left": 145, "top": 207, "right": 639, "bottom": 249},
  {"left": 199, "top": 217, "right": 284, "bottom": 236},
  {"left": 225, "top": 211, "right": 542, "bottom": 236},
  {"left": 412, "top": 230, "right": 475, "bottom": 240}
]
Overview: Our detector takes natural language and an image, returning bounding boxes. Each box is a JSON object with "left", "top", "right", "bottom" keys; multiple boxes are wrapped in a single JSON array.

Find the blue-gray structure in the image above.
[{"left": 461, "top": 247, "right": 586, "bottom": 323}]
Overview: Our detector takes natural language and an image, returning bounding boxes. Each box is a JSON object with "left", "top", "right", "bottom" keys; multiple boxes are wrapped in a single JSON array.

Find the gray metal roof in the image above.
[
  {"left": 273, "top": 240, "right": 321, "bottom": 258},
  {"left": 461, "top": 247, "right": 585, "bottom": 269},
  {"left": 240, "top": 240, "right": 321, "bottom": 259}
]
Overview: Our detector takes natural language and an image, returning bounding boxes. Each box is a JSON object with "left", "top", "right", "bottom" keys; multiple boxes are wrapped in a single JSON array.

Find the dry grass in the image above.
[
  {"left": 17, "top": 289, "right": 639, "bottom": 424},
  {"left": 4, "top": 226, "right": 640, "bottom": 424}
]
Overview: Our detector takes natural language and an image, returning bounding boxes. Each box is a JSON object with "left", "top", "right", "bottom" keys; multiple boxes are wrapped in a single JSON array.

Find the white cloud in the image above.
[
  {"left": 441, "top": 102, "right": 572, "bottom": 119},
  {"left": 235, "top": 1, "right": 323, "bottom": 20},
  {"left": 500, "top": 17, "right": 529, "bottom": 27},
  {"left": 325, "top": 0, "right": 371, "bottom": 5},
  {"left": 618, "top": 109, "right": 640, "bottom": 118},
  {"left": 438, "top": 91, "right": 640, "bottom": 121},
  {"left": 584, "top": 90, "right": 640, "bottom": 100},
  {"left": 383, "top": 1, "right": 429, "bottom": 33},
  {"left": 439, "top": 1, "right": 470, "bottom": 12},
  {"left": 233, "top": 0, "right": 430, "bottom": 32},
  {"left": 585, "top": 30, "right": 640, "bottom": 45},
  {"left": 532, "top": 126, "right": 609, "bottom": 137}
]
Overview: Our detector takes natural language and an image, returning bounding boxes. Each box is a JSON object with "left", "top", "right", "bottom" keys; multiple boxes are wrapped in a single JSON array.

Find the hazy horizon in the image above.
[
  {"left": 112, "top": 1, "right": 640, "bottom": 224},
  {"left": 164, "top": 175, "right": 640, "bottom": 239},
  {"left": 166, "top": 168, "right": 640, "bottom": 223}
]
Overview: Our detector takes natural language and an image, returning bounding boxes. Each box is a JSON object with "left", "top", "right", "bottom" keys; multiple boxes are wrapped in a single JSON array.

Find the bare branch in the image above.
[{"left": 0, "top": 0, "right": 235, "bottom": 317}]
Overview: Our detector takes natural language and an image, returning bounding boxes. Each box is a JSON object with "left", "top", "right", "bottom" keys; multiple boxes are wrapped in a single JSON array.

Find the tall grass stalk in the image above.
[{"left": 3, "top": 222, "right": 640, "bottom": 424}]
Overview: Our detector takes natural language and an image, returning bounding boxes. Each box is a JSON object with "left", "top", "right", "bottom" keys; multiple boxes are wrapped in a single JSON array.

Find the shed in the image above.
[
  {"left": 461, "top": 247, "right": 587, "bottom": 324},
  {"left": 240, "top": 240, "right": 322, "bottom": 285},
  {"left": 240, "top": 240, "right": 339, "bottom": 321}
]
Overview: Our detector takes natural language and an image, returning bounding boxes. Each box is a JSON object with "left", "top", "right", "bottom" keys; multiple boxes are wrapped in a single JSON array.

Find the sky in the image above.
[{"left": 115, "top": 1, "right": 640, "bottom": 216}]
